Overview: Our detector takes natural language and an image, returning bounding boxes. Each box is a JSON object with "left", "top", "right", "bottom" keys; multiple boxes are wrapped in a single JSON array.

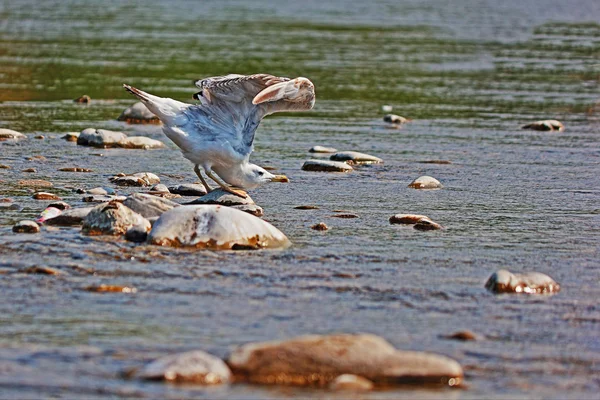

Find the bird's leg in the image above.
[
  {"left": 194, "top": 165, "right": 213, "bottom": 193},
  {"left": 205, "top": 169, "right": 248, "bottom": 199}
]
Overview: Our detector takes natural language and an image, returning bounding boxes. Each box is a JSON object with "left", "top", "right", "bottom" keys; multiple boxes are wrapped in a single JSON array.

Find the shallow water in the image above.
[{"left": 1, "top": 1, "right": 600, "bottom": 398}]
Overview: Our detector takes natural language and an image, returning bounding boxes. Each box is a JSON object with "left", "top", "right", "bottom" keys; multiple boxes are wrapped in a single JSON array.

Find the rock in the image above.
[
  {"left": 27, "top": 155, "right": 47, "bottom": 162},
  {"left": 311, "top": 222, "right": 329, "bottom": 231},
  {"left": 383, "top": 114, "right": 411, "bottom": 124},
  {"left": 111, "top": 172, "right": 160, "bottom": 186},
  {"left": 22, "top": 266, "right": 62, "bottom": 275},
  {"left": 521, "top": 119, "right": 564, "bottom": 132},
  {"left": 34, "top": 135, "right": 45, "bottom": 139},
  {"left": 227, "top": 333, "right": 463, "bottom": 387},
  {"left": 331, "top": 214, "right": 359, "bottom": 219},
  {"left": 408, "top": 176, "right": 442, "bottom": 189},
  {"left": 389, "top": 214, "right": 430, "bottom": 225},
  {"left": 82, "top": 195, "right": 127, "bottom": 203},
  {"left": 118, "top": 102, "right": 160, "bottom": 124},
  {"left": 169, "top": 183, "right": 208, "bottom": 197},
  {"left": 125, "top": 224, "right": 150, "bottom": 242},
  {"left": 485, "top": 269, "right": 560, "bottom": 294},
  {"left": 123, "top": 193, "right": 179, "bottom": 219},
  {"left": 119, "top": 136, "right": 165, "bottom": 149},
  {"left": 295, "top": 205, "right": 319, "bottom": 210},
  {"left": 302, "top": 160, "right": 353, "bottom": 172},
  {"left": 0, "top": 128, "right": 26, "bottom": 141},
  {"left": 149, "top": 184, "right": 169, "bottom": 193},
  {"left": 59, "top": 167, "right": 93, "bottom": 172},
  {"left": 18, "top": 179, "right": 53, "bottom": 188},
  {"left": 47, "top": 201, "right": 70, "bottom": 210},
  {"left": 45, "top": 207, "right": 93, "bottom": 226},
  {"left": 82, "top": 201, "right": 151, "bottom": 236},
  {"left": 35, "top": 207, "right": 62, "bottom": 224},
  {"left": 74, "top": 95, "right": 91, "bottom": 103},
  {"left": 12, "top": 220, "right": 40, "bottom": 234},
  {"left": 231, "top": 204, "right": 264, "bottom": 217},
  {"left": 0, "top": 164, "right": 11, "bottom": 169},
  {"left": 414, "top": 219, "right": 443, "bottom": 231},
  {"left": 187, "top": 189, "right": 255, "bottom": 207},
  {"left": 329, "top": 374, "right": 373, "bottom": 391},
  {"left": 32, "top": 192, "right": 61, "bottom": 201},
  {"left": 418, "top": 160, "right": 452, "bottom": 164},
  {"left": 149, "top": 205, "right": 290, "bottom": 250},
  {"left": 309, "top": 145, "right": 338, "bottom": 153},
  {"left": 329, "top": 151, "right": 383, "bottom": 165},
  {"left": 85, "top": 284, "right": 137, "bottom": 293},
  {"left": 444, "top": 331, "right": 478, "bottom": 341},
  {"left": 381, "top": 105, "right": 393, "bottom": 113},
  {"left": 135, "top": 350, "right": 232, "bottom": 384},
  {"left": 87, "top": 187, "right": 115, "bottom": 195},
  {"left": 62, "top": 132, "right": 80, "bottom": 142},
  {"left": 22, "top": 168, "right": 36, "bottom": 173},
  {"left": 77, "top": 128, "right": 128, "bottom": 148}
]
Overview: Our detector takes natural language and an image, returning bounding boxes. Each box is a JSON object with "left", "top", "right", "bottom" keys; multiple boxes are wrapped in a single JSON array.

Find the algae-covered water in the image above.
[{"left": 1, "top": 0, "right": 599, "bottom": 398}]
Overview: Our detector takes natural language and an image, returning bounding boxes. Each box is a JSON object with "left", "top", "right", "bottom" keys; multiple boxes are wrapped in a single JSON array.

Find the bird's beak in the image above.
[{"left": 270, "top": 174, "right": 289, "bottom": 183}]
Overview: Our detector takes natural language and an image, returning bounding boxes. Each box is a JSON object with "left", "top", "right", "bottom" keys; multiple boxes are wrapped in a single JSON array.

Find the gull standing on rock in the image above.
[{"left": 123, "top": 74, "right": 316, "bottom": 197}]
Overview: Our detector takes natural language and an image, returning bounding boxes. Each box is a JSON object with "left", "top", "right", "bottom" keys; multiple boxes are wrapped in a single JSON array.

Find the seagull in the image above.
[{"left": 123, "top": 74, "right": 316, "bottom": 198}]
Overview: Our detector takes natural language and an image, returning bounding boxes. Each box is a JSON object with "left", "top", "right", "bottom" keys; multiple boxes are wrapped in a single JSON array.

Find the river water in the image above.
[{"left": 1, "top": 1, "right": 599, "bottom": 398}]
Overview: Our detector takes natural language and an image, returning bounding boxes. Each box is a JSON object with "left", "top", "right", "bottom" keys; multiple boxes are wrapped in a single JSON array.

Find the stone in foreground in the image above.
[
  {"left": 329, "top": 151, "right": 383, "bottom": 165},
  {"left": 12, "top": 220, "right": 40, "bottom": 234},
  {"left": 408, "top": 176, "right": 443, "bottom": 189},
  {"left": 227, "top": 333, "right": 463, "bottom": 387},
  {"left": 118, "top": 102, "right": 161, "bottom": 124},
  {"left": 135, "top": 350, "right": 231, "bottom": 384},
  {"left": 82, "top": 201, "right": 150, "bottom": 236},
  {"left": 169, "top": 183, "right": 208, "bottom": 197},
  {"left": 521, "top": 120, "right": 564, "bottom": 132},
  {"left": 329, "top": 374, "right": 374, "bottom": 391},
  {"left": 309, "top": 145, "right": 338, "bottom": 153},
  {"left": 187, "top": 189, "right": 255, "bottom": 207},
  {"left": 485, "top": 269, "right": 560, "bottom": 294},
  {"left": 77, "top": 128, "right": 128, "bottom": 148},
  {"left": 148, "top": 205, "right": 290, "bottom": 250},
  {"left": 123, "top": 193, "right": 179, "bottom": 219},
  {"left": 302, "top": 160, "right": 353, "bottom": 172},
  {"left": 0, "top": 129, "right": 27, "bottom": 141}
]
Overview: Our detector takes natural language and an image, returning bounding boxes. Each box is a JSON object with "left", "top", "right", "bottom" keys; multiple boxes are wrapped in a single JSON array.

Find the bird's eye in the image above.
[{"left": 258, "top": 171, "right": 264, "bottom": 176}]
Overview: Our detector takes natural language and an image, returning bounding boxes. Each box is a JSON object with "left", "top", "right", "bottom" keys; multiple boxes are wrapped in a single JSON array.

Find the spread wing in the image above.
[{"left": 193, "top": 74, "right": 290, "bottom": 104}]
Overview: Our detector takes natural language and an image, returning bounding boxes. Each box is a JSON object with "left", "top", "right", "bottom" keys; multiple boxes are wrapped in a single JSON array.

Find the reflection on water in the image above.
[{"left": 1, "top": 0, "right": 599, "bottom": 399}]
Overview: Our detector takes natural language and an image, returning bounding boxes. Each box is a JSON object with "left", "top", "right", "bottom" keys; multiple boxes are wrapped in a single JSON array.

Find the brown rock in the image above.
[
  {"left": 74, "top": 95, "right": 91, "bottom": 103},
  {"left": 18, "top": 180, "right": 53, "bottom": 188},
  {"left": 45, "top": 207, "right": 93, "bottom": 226},
  {"left": 0, "top": 164, "right": 11, "bottom": 169},
  {"left": 27, "top": 155, "right": 47, "bottom": 162},
  {"left": 34, "top": 135, "right": 45, "bottom": 139},
  {"left": 85, "top": 284, "right": 137, "bottom": 293},
  {"left": 444, "top": 331, "right": 478, "bottom": 341},
  {"left": 187, "top": 188, "right": 255, "bottom": 207},
  {"left": 22, "top": 266, "right": 62, "bottom": 275},
  {"left": 32, "top": 192, "right": 61, "bottom": 201},
  {"left": 0, "top": 128, "right": 26, "bottom": 141},
  {"left": 311, "top": 222, "right": 329, "bottom": 231},
  {"left": 62, "top": 132, "right": 80, "bottom": 142},
  {"left": 12, "top": 220, "right": 40, "bottom": 234},
  {"left": 383, "top": 114, "right": 411, "bottom": 124},
  {"left": 414, "top": 219, "right": 443, "bottom": 231},
  {"left": 389, "top": 214, "right": 430, "bottom": 225},
  {"left": 22, "top": 168, "right": 36, "bottom": 173}
]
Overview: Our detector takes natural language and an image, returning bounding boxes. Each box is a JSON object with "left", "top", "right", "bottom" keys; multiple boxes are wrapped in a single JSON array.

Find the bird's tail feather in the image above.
[{"left": 122, "top": 84, "right": 189, "bottom": 125}]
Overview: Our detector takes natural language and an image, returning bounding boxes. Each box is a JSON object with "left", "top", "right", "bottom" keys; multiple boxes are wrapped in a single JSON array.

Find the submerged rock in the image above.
[
  {"left": 309, "top": 145, "right": 338, "bottom": 153},
  {"left": 0, "top": 128, "right": 26, "bottom": 141},
  {"left": 77, "top": 128, "right": 128, "bottom": 148},
  {"left": 521, "top": 120, "right": 564, "bottom": 132},
  {"left": 86, "top": 284, "right": 137, "bottom": 293},
  {"left": 123, "top": 193, "right": 179, "bottom": 219},
  {"left": 329, "top": 374, "right": 374, "bottom": 391},
  {"left": 110, "top": 172, "right": 160, "bottom": 187},
  {"left": 330, "top": 151, "right": 383, "bottom": 165},
  {"left": 148, "top": 205, "right": 290, "bottom": 250},
  {"left": 227, "top": 333, "right": 463, "bottom": 387},
  {"left": 32, "top": 192, "right": 61, "bottom": 201},
  {"left": 118, "top": 102, "right": 160, "bottom": 124},
  {"left": 45, "top": 207, "right": 93, "bottom": 226},
  {"left": 311, "top": 222, "right": 329, "bottom": 231},
  {"left": 413, "top": 219, "right": 443, "bottom": 231},
  {"left": 389, "top": 214, "right": 430, "bottom": 225},
  {"left": 12, "top": 220, "right": 40, "bottom": 234},
  {"left": 135, "top": 350, "right": 231, "bottom": 384},
  {"left": 82, "top": 201, "right": 150, "bottom": 236},
  {"left": 119, "top": 136, "right": 165, "bottom": 149},
  {"left": 295, "top": 205, "right": 320, "bottom": 210},
  {"left": 21, "top": 168, "right": 36, "bottom": 173},
  {"left": 188, "top": 189, "right": 255, "bottom": 207},
  {"left": 331, "top": 213, "right": 359, "bottom": 219},
  {"left": 302, "top": 160, "right": 353, "bottom": 172},
  {"left": 169, "top": 183, "right": 208, "bottom": 197},
  {"left": 408, "top": 176, "right": 443, "bottom": 189},
  {"left": 443, "top": 331, "right": 478, "bottom": 341},
  {"left": 383, "top": 114, "right": 411, "bottom": 124},
  {"left": 485, "top": 269, "right": 560, "bottom": 294}
]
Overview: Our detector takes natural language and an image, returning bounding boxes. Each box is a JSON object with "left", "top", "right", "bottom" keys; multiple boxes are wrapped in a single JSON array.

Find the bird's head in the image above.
[{"left": 241, "top": 164, "right": 289, "bottom": 189}]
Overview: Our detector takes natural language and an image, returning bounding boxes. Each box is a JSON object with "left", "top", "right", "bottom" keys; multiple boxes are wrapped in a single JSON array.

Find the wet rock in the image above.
[
  {"left": 45, "top": 207, "right": 93, "bottom": 226},
  {"left": 408, "top": 176, "right": 443, "bottom": 189},
  {"left": 443, "top": 331, "right": 478, "bottom": 341},
  {"left": 302, "top": 160, "right": 353, "bottom": 172},
  {"left": 35, "top": 207, "right": 62, "bottom": 224},
  {"left": 485, "top": 269, "right": 560, "bottom": 294},
  {"left": 110, "top": 172, "right": 160, "bottom": 186},
  {"left": 59, "top": 167, "right": 94, "bottom": 172},
  {"left": 384, "top": 114, "right": 411, "bottom": 124},
  {"left": 85, "top": 284, "right": 137, "bottom": 293},
  {"left": 47, "top": 201, "right": 70, "bottom": 210},
  {"left": 62, "top": 132, "right": 80, "bottom": 142},
  {"left": 0, "top": 128, "right": 26, "bottom": 141},
  {"left": 82, "top": 201, "right": 151, "bottom": 236},
  {"left": 74, "top": 95, "right": 91, "bottom": 103},
  {"left": 414, "top": 219, "right": 443, "bottom": 231},
  {"left": 0, "top": 164, "right": 11, "bottom": 169},
  {"left": 12, "top": 220, "right": 40, "bottom": 234},
  {"left": 22, "top": 168, "right": 36, "bottom": 173},
  {"left": 389, "top": 214, "right": 430, "bottom": 225},
  {"left": 329, "top": 374, "right": 374, "bottom": 391},
  {"left": 135, "top": 350, "right": 232, "bottom": 384},
  {"left": 32, "top": 192, "right": 61, "bottom": 201},
  {"left": 231, "top": 204, "right": 264, "bottom": 217},
  {"left": 125, "top": 224, "right": 150, "bottom": 242},
  {"left": 87, "top": 187, "right": 115, "bottom": 195},
  {"left": 119, "top": 136, "right": 165, "bottom": 149},
  {"left": 34, "top": 135, "right": 45, "bottom": 139},
  {"left": 227, "top": 333, "right": 463, "bottom": 387},
  {"left": 123, "top": 193, "right": 179, "bottom": 219},
  {"left": 330, "top": 151, "right": 383, "bottom": 165},
  {"left": 149, "top": 184, "right": 169, "bottom": 193},
  {"left": 118, "top": 102, "right": 160, "bottom": 124},
  {"left": 77, "top": 128, "right": 128, "bottom": 148},
  {"left": 331, "top": 213, "right": 359, "bottom": 219},
  {"left": 18, "top": 179, "right": 53, "bottom": 188},
  {"left": 149, "top": 205, "right": 290, "bottom": 250},
  {"left": 521, "top": 119, "right": 564, "bottom": 132},
  {"left": 27, "top": 155, "right": 47, "bottom": 162},
  {"left": 22, "top": 266, "right": 62, "bottom": 275},
  {"left": 168, "top": 183, "right": 208, "bottom": 197},
  {"left": 82, "top": 194, "right": 127, "bottom": 203},
  {"left": 309, "top": 145, "right": 338, "bottom": 153},
  {"left": 188, "top": 189, "right": 255, "bottom": 207},
  {"left": 311, "top": 222, "right": 329, "bottom": 231},
  {"left": 295, "top": 205, "right": 319, "bottom": 210}
]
